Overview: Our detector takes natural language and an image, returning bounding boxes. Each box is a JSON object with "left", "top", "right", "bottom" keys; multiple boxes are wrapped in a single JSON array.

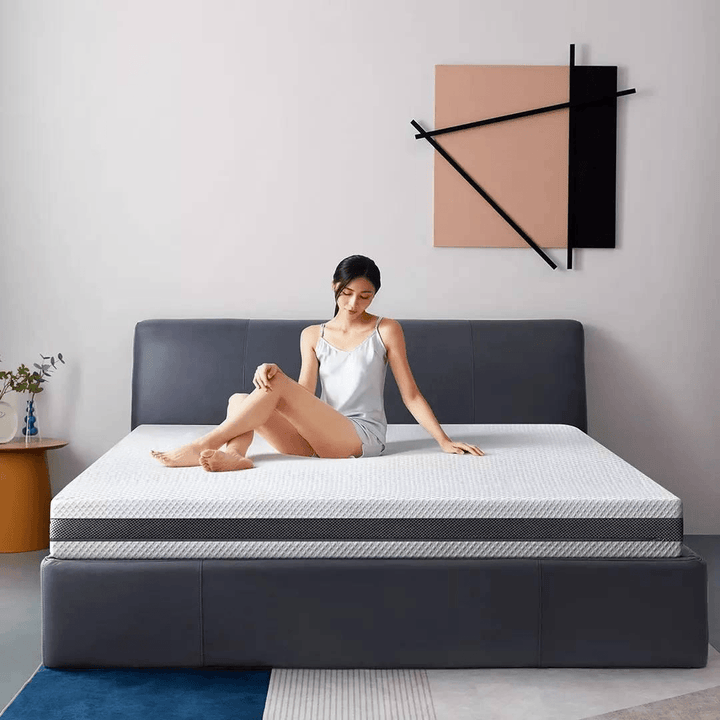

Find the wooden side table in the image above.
[{"left": 0, "top": 437, "right": 68, "bottom": 552}]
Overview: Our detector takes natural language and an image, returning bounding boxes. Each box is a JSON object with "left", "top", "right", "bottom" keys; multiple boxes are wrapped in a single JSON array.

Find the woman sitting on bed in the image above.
[{"left": 151, "top": 254, "right": 484, "bottom": 471}]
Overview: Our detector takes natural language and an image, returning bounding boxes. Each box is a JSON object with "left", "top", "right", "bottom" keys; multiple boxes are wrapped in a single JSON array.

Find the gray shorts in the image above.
[
  {"left": 307, "top": 418, "right": 386, "bottom": 459},
  {"left": 347, "top": 417, "right": 386, "bottom": 458}
]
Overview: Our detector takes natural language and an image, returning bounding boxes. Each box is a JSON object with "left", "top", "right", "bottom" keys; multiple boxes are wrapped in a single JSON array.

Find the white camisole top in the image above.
[{"left": 314, "top": 315, "right": 389, "bottom": 453}]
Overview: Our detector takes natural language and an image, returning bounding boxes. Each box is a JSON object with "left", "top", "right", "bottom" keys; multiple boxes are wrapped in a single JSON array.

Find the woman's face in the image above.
[{"left": 333, "top": 277, "right": 376, "bottom": 317}]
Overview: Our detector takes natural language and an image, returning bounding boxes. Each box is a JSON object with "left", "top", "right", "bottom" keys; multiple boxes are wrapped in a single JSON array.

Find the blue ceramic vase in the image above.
[{"left": 22, "top": 398, "right": 38, "bottom": 436}]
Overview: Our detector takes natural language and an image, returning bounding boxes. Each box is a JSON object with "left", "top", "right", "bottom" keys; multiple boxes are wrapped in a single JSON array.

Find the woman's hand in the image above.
[
  {"left": 440, "top": 439, "right": 485, "bottom": 456},
  {"left": 253, "top": 363, "right": 281, "bottom": 392}
]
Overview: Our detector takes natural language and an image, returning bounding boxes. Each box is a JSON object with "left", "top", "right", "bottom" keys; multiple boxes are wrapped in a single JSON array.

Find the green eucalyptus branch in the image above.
[
  {"left": 29, "top": 353, "right": 66, "bottom": 401},
  {"left": 12, "top": 365, "right": 44, "bottom": 396},
  {"left": 0, "top": 353, "right": 66, "bottom": 403}
]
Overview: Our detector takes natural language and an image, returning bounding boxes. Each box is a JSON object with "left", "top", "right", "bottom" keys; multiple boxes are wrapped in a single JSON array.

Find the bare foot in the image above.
[
  {"left": 199, "top": 449, "right": 254, "bottom": 473},
  {"left": 150, "top": 442, "right": 204, "bottom": 467}
]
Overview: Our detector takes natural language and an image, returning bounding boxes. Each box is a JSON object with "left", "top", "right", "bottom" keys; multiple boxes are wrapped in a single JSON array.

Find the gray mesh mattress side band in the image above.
[{"left": 50, "top": 517, "right": 683, "bottom": 542}]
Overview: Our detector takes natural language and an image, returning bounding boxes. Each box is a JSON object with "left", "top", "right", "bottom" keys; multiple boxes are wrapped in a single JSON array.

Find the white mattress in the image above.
[{"left": 49, "top": 424, "right": 683, "bottom": 560}]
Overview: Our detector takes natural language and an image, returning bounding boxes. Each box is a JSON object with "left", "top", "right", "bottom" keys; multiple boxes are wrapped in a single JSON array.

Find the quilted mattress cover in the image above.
[{"left": 49, "top": 424, "right": 683, "bottom": 560}]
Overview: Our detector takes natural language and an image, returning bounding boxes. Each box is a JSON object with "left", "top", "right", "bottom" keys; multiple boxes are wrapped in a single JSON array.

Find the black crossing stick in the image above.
[
  {"left": 412, "top": 119, "right": 558, "bottom": 270},
  {"left": 414, "top": 88, "right": 635, "bottom": 140},
  {"left": 567, "top": 43, "right": 576, "bottom": 270}
]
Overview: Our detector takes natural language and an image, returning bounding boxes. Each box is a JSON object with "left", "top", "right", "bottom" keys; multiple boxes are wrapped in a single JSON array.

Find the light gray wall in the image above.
[{"left": 1, "top": 1, "right": 718, "bottom": 531}]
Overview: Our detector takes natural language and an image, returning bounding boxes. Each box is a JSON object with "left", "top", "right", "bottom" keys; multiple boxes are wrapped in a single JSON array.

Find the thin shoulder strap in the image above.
[
  {"left": 375, "top": 316, "right": 382, "bottom": 329},
  {"left": 320, "top": 323, "right": 325, "bottom": 338}
]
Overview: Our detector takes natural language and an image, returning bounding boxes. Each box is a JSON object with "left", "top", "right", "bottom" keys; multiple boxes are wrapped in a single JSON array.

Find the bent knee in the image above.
[{"left": 228, "top": 392, "right": 250, "bottom": 405}]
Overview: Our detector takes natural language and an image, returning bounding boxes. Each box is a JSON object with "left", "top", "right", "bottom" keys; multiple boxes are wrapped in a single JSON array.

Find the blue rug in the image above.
[{"left": 1, "top": 666, "right": 270, "bottom": 719}]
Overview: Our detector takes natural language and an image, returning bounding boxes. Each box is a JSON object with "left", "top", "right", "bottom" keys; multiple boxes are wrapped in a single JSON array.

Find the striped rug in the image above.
[
  {"left": 261, "top": 648, "right": 720, "bottom": 720},
  {"left": 263, "top": 669, "right": 436, "bottom": 720}
]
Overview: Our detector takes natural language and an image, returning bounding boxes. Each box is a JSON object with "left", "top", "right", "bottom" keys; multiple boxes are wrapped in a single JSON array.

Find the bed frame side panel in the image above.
[{"left": 41, "top": 547, "right": 708, "bottom": 669}]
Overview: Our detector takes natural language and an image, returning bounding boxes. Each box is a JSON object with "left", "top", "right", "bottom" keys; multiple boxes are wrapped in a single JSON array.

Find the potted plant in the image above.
[{"left": 0, "top": 353, "right": 65, "bottom": 442}]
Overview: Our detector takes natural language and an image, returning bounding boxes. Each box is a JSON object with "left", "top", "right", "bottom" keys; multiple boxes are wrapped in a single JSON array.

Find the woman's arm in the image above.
[
  {"left": 383, "top": 319, "right": 484, "bottom": 456},
  {"left": 297, "top": 326, "right": 320, "bottom": 395}
]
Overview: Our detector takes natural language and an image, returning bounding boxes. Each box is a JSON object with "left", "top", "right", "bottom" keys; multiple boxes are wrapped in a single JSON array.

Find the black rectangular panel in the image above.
[{"left": 568, "top": 66, "right": 617, "bottom": 249}]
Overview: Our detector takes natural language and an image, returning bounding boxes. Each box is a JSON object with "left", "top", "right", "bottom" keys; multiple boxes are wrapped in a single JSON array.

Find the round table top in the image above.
[{"left": 0, "top": 437, "right": 68, "bottom": 452}]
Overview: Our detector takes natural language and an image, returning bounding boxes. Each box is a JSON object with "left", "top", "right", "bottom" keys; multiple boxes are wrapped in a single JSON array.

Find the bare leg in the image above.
[
  {"left": 151, "top": 386, "right": 283, "bottom": 467},
  {"left": 152, "top": 389, "right": 280, "bottom": 467},
  {"left": 224, "top": 432, "right": 253, "bottom": 456},
  {"left": 151, "top": 369, "right": 362, "bottom": 467},
  {"left": 200, "top": 393, "right": 318, "bottom": 471},
  {"left": 200, "top": 433, "right": 255, "bottom": 472}
]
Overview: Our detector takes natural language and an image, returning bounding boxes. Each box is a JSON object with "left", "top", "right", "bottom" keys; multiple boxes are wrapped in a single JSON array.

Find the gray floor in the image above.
[
  {"left": 0, "top": 548, "right": 48, "bottom": 712},
  {"left": 1, "top": 537, "right": 719, "bottom": 718}
]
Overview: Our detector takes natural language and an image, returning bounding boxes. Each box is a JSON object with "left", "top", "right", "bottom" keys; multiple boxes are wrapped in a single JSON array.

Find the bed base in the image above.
[{"left": 41, "top": 545, "right": 707, "bottom": 669}]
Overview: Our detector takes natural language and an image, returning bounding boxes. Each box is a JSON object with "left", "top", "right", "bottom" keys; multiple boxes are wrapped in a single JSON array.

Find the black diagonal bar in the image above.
[
  {"left": 567, "top": 44, "right": 576, "bottom": 270},
  {"left": 412, "top": 120, "right": 557, "bottom": 269},
  {"left": 414, "top": 88, "right": 635, "bottom": 140}
]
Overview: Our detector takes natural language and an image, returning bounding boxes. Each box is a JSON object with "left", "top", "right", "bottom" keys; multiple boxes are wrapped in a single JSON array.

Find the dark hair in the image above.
[{"left": 332, "top": 255, "right": 381, "bottom": 317}]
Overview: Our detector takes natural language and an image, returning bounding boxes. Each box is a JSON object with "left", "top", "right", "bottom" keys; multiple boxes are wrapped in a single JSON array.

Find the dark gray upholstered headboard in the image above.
[{"left": 131, "top": 319, "right": 587, "bottom": 432}]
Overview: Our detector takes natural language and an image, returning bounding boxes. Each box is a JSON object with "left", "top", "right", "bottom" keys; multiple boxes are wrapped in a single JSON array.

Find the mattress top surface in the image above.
[{"left": 50, "top": 424, "right": 680, "bottom": 520}]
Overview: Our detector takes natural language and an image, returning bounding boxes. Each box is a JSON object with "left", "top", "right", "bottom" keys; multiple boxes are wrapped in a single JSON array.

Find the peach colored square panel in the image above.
[{"left": 434, "top": 65, "right": 569, "bottom": 248}]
